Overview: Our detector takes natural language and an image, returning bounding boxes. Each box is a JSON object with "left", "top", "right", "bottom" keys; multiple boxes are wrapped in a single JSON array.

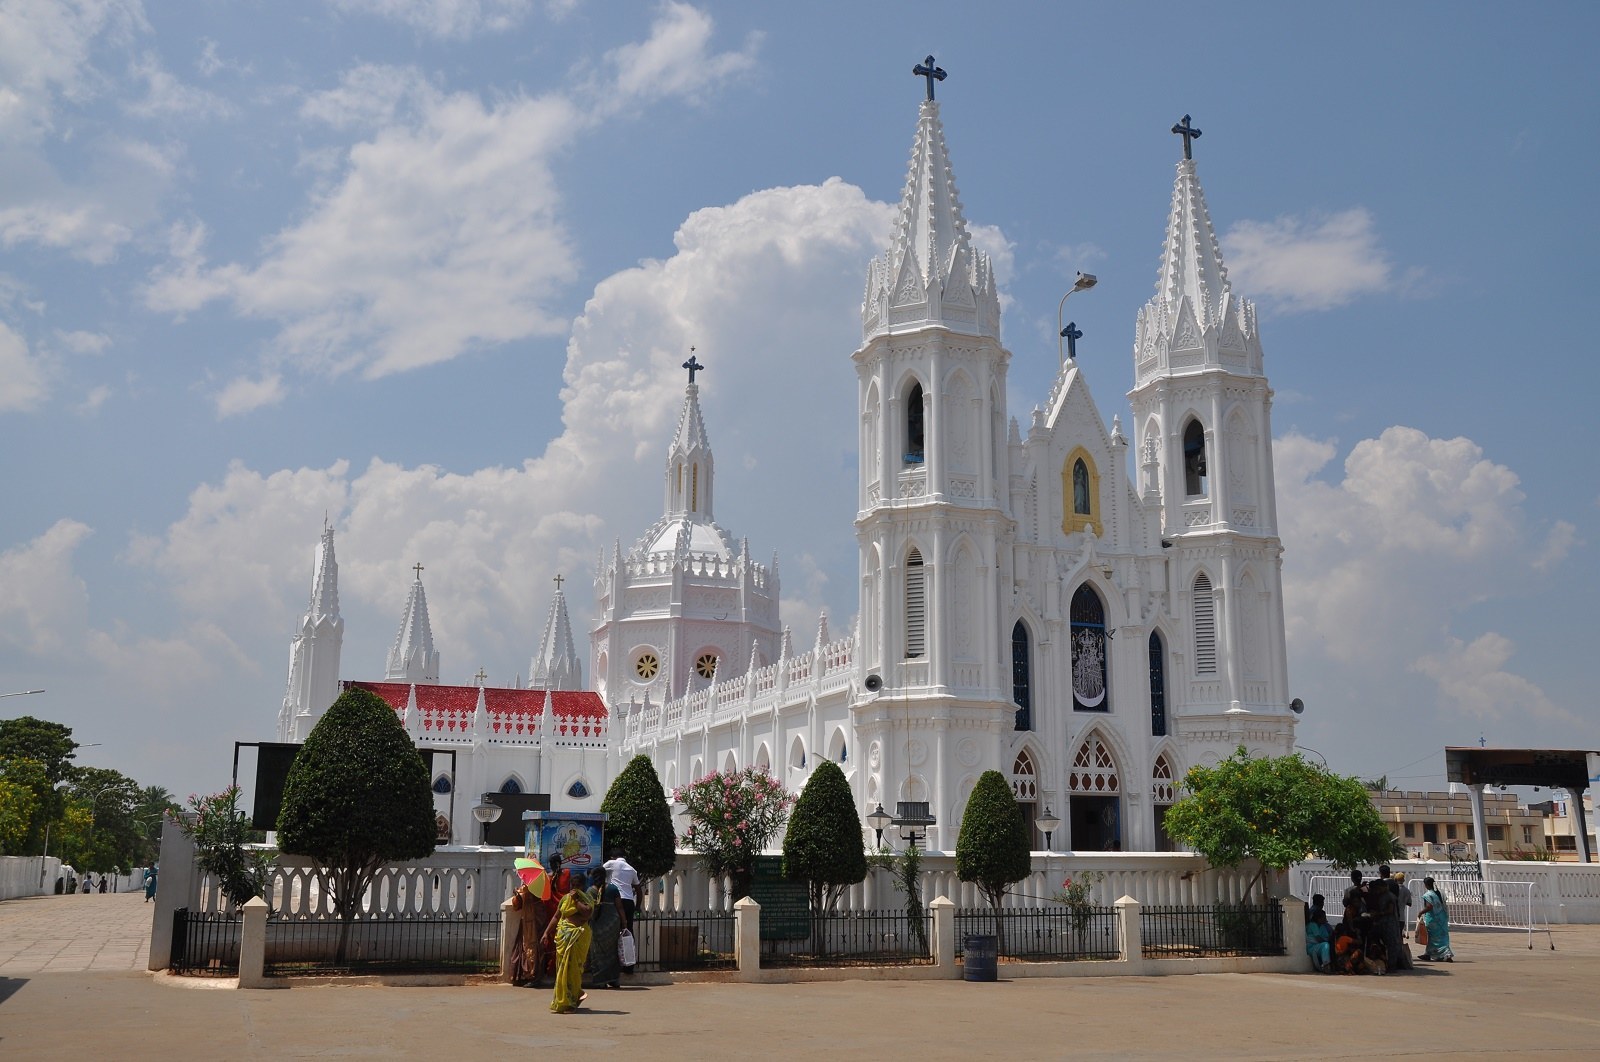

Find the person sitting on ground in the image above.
[
  {"left": 1331, "top": 921, "right": 1363, "bottom": 974},
  {"left": 1306, "top": 909, "right": 1332, "bottom": 972},
  {"left": 1305, "top": 893, "right": 1325, "bottom": 926}
]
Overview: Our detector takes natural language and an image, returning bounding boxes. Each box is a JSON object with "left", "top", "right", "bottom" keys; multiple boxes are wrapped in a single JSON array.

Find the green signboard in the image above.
[{"left": 749, "top": 855, "right": 810, "bottom": 941}]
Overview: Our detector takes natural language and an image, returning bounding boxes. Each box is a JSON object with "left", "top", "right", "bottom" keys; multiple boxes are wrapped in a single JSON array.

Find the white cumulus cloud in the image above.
[
  {"left": 331, "top": 0, "right": 536, "bottom": 39},
  {"left": 0, "top": 519, "right": 94, "bottom": 656},
  {"left": 0, "top": 320, "right": 50, "bottom": 411},
  {"left": 1223, "top": 208, "right": 1395, "bottom": 312}
]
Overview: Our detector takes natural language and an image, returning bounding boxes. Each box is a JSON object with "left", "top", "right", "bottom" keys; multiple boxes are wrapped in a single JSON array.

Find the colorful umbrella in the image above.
[{"left": 514, "top": 856, "right": 551, "bottom": 900}]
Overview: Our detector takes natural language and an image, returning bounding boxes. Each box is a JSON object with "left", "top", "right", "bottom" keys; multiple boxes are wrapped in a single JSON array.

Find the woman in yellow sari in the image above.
[{"left": 543, "top": 880, "right": 594, "bottom": 1013}]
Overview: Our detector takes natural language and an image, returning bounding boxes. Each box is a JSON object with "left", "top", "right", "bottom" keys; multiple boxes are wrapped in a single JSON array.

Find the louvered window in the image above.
[
  {"left": 905, "top": 548, "right": 926, "bottom": 658},
  {"left": 1193, "top": 574, "right": 1216, "bottom": 674},
  {"left": 1149, "top": 631, "right": 1168, "bottom": 736},
  {"left": 1012, "top": 620, "right": 1032, "bottom": 731}
]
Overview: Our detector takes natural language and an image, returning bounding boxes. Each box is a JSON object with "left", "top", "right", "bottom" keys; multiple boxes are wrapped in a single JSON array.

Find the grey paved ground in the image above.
[
  {"left": 2, "top": 891, "right": 1596, "bottom": 1060},
  {"left": 0, "top": 892, "right": 150, "bottom": 974}
]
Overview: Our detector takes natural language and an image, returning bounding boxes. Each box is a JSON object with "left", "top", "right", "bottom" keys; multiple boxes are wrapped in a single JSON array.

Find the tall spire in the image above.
[
  {"left": 1134, "top": 122, "right": 1262, "bottom": 381},
  {"left": 862, "top": 66, "right": 999, "bottom": 342},
  {"left": 279, "top": 523, "right": 345, "bottom": 741},
  {"left": 528, "top": 574, "right": 583, "bottom": 691},
  {"left": 386, "top": 563, "right": 440, "bottom": 684},
  {"left": 664, "top": 351, "right": 715, "bottom": 521}
]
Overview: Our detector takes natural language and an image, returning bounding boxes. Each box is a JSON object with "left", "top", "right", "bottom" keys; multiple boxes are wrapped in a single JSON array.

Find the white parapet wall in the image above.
[
  {"left": 1290, "top": 858, "right": 1600, "bottom": 925},
  {"left": 0, "top": 855, "right": 61, "bottom": 900}
]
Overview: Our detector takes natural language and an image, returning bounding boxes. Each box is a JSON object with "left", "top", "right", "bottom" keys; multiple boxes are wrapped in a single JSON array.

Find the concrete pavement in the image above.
[
  {"left": 2, "top": 890, "right": 1596, "bottom": 1060},
  {"left": 0, "top": 891, "right": 151, "bottom": 975}
]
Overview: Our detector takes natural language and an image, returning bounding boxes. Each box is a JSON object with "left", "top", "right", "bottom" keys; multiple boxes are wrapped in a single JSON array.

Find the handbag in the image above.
[
  {"left": 618, "top": 928, "right": 637, "bottom": 968},
  {"left": 1414, "top": 917, "right": 1428, "bottom": 946}
]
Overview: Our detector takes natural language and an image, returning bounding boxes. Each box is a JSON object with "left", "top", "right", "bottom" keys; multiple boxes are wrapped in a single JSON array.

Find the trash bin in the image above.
[{"left": 963, "top": 934, "right": 998, "bottom": 982}]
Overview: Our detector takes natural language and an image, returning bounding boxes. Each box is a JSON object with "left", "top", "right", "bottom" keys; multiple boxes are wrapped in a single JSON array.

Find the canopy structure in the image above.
[{"left": 1444, "top": 748, "right": 1599, "bottom": 863}]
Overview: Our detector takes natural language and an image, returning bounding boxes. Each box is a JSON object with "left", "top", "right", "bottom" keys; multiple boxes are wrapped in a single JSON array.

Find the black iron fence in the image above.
[
  {"left": 632, "top": 910, "right": 736, "bottom": 972},
  {"left": 954, "top": 906, "right": 1119, "bottom": 961},
  {"left": 1140, "top": 902, "right": 1284, "bottom": 958},
  {"left": 262, "top": 913, "right": 501, "bottom": 976},
  {"left": 170, "top": 907, "right": 242, "bottom": 975},
  {"left": 761, "top": 909, "right": 934, "bottom": 968}
]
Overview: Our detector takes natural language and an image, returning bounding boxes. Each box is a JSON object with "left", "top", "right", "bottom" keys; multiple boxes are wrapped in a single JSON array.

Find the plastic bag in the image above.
[
  {"left": 619, "top": 929, "right": 637, "bottom": 968},
  {"left": 1414, "top": 917, "right": 1428, "bottom": 946}
]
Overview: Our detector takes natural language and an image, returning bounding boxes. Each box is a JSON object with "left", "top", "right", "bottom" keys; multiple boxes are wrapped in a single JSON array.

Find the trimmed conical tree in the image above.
[
  {"left": 956, "top": 769, "right": 1032, "bottom": 946},
  {"left": 782, "top": 760, "right": 868, "bottom": 913},
  {"left": 277, "top": 687, "right": 436, "bottom": 962},
  {"left": 599, "top": 755, "right": 678, "bottom": 886}
]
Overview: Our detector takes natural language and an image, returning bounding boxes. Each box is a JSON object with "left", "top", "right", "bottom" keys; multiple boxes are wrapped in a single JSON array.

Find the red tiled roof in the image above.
[{"left": 344, "top": 680, "right": 607, "bottom": 739}]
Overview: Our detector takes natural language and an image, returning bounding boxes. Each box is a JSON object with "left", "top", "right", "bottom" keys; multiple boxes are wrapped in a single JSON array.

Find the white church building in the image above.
[{"left": 275, "top": 69, "right": 1297, "bottom": 853}]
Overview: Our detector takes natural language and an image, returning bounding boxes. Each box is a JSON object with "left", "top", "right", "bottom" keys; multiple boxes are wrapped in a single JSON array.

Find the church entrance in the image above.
[{"left": 1070, "top": 795, "right": 1121, "bottom": 851}]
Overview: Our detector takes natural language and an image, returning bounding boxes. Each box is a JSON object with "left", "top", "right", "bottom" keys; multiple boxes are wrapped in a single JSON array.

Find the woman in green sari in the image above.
[
  {"left": 544, "top": 881, "right": 594, "bottom": 1012},
  {"left": 1418, "top": 876, "right": 1453, "bottom": 962}
]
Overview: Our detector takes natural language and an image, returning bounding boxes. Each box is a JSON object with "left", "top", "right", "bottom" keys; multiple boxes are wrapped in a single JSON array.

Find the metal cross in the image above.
[
  {"left": 1171, "top": 114, "right": 1202, "bottom": 160},
  {"left": 474, "top": 667, "right": 488, "bottom": 686},
  {"left": 682, "top": 349, "right": 703, "bottom": 385},
  {"left": 412, "top": 562, "right": 424, "bottom": 580},
  {"left": 1060, "top": 321, "right": 1083, "bottom": 361},
  {"left": 913, "top": 55, "right": 947, "bottom": 101},
  {"left": 552, "top": 573, "right": 564, "bottom": 591}
]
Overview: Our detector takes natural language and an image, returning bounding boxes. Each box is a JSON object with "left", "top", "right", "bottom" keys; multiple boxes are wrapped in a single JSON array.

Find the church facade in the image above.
[
  {"left": 273, "top": 74, "right": 1297, "bottom": 854},
  {"left": 609, "top": 88, "right": 1296, "bottom": 852}
]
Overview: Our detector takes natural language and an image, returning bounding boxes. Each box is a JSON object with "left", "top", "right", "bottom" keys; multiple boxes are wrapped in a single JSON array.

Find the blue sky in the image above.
[{"left": 2, "top": 0, "right": 1595, "bottom": 804}]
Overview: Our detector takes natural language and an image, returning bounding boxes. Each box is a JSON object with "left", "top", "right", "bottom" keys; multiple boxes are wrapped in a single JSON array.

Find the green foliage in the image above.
[
  {"left": 277, "top": 687, "right": 436, "bottom": 938},
  {"left": 599, "top": 755, "right": 678, "bottom": 884},
  {"left": 0, "top": 758, "right": 42, "bottom": 854},
  {"left": 782, "top": 760, "right": 868, "bottom": 912},
  {"left": 956, "top": 770, "right": 1033, "bottom": 913},
  {"left": 177, "top": 786, "right": 275, "bottom": 908},
  {"left": 868, "top": 842, "right": 927, "bottom": 952},
  {"left": 0, "top": 715, "right": 78, "bottom": 783},
  {"left": 62, "top": 767, "right": 144, "bottom": 872},
  {"left": 1162, "top": 747, "right": 1399, "bottom": 899},
  {"left": 673, "top": 766, "right": 793, "bottom": 900}
]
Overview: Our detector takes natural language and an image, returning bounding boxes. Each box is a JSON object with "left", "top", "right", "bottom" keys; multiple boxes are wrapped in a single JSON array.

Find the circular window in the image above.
[
  {"left": 695, "top": 652, "right": 718, "bottom": 680},
  {"left": 634, "top": 652, "right": 659, "bottom": 681}
]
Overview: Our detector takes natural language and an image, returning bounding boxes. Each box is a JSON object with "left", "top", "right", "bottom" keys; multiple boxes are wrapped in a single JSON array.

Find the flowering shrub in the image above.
[
  {"left": 176, "top": 786, "right": 274, "bottom": 908},
  {"left": 1052, "top": 870, "right": 1106, "bottom": 936},
  {"left": 673, "top": 767, "right": 793, "bottom": 898}
]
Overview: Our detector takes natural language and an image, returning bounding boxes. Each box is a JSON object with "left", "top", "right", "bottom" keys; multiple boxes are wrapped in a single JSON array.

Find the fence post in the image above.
[
  {"left": 1114, "top": 895, "right": 1146, "bottom": 973},
  {"left": 929, "top": 895, "right": 957, "bottom": 977},
  {"left": 238, "top": 896, "right": 273, "bottom": 989},
  {"left": 500, "top": 896, "right": 518, "bottom": 982},
  {"left": 1280, "top": 895, "right": 1307, "bottom": 968},
  {"left": 733, "top": 896, "right": 761, "bottom": 982}
]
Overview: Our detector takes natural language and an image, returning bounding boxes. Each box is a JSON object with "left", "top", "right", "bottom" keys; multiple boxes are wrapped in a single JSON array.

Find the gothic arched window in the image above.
[
  {"left": 905, "top": 382, "right": 925, "bottom": 464},
  {"left": 500, "top": 777, "right": 522, "bottom": 795},
  {"left": 1073, "top": 460, "right": 1091, "bottom": 515},
  {"left": 567, "top": 779, "right": 589, "bottom": 799},
  {"left": 1183, "top": 419, "right": 1208, "bottom": 497},
  {"left": 1149, "top": 631, "right": 1168, "bottom": 737},
  {"left": 1012, "top": 620, "right": 1033, "bottom": 731},
  {"left": 905, "top": 548, "right": 926, "bottom": 658},
  {"left": 1070, "top": 584, "right": 1109, "bottom": 712},
  {"left": 1193, "top": 573, "right": 1217, "bottom": 674},
  {"left": 432, "top": 775, "right": 452, "bottom": 795}
]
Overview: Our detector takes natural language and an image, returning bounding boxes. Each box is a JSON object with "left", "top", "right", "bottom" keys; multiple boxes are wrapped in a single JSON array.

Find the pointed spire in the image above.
[
  {"left": 862, "top": 88, "right": 999, "bottom": 341},
  {"left": 1136, "top": 129, "right": 1263, "bottom": 380},
  {"left": 1157, "top": 156, "right": 1232, "bottom": 329},
  {"left": 814, "top": 609, "right": 830, "bottom": 648},
  {"left": 386, "top": 563, "right": 440, "bottom": 684},
  {"left": 664, "top": 351, "right": 715, "bottom": 521},
  {"left": 529, "top": 574, "right": 584, "bottom": 692},
  {"left": 309, "top": 523, "right": 340, "bottom": 623}
]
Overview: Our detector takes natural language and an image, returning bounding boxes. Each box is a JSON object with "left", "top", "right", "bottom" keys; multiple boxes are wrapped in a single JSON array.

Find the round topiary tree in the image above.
[
  {"left": 599, "top": 754, "right": 678, "bottom": 887},
  {"left": 277, "top": 686, "right": 436, "bottom": 961},
  {"left": 956, "top": 769, "right": 1032, "bottom": 944},
  {"left": 782, "top": 759, "right": 868, "bottom": 913}
]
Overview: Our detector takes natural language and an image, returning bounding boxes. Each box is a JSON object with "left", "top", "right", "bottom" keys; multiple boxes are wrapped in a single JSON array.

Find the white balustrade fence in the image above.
[{"left": 1293, "top": 858, "right": 1600, "bottom": 926}]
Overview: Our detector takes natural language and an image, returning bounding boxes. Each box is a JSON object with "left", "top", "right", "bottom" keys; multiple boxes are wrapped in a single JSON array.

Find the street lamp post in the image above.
[
  {"left": 1056, "top": 272, "right": 1098, "bottom": 366},
  {"left": 866, "top": 804, "right": 892, "bottom": 849},
  {"left": 472, "top": 797, "right": 503, "bottom": 848}
]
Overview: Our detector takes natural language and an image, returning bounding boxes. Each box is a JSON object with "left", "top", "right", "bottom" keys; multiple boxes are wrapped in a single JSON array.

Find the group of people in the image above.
[
  {"left": 1305, "top": 865, "right": 1454, "bottom": 973},
  {"left": 510, "top": 848, "right": 640, "bottom": 1014}
]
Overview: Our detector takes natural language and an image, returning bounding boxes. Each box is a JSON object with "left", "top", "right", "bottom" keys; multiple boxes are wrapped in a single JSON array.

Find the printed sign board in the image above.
[{"left": 749, "top": 855, "right": 810, "bottom": 941}]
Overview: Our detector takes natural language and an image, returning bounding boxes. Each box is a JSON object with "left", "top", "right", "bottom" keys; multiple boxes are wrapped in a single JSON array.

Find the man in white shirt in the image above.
[{"left": 603, "top": 850, "right": 639, "bottom": 931}]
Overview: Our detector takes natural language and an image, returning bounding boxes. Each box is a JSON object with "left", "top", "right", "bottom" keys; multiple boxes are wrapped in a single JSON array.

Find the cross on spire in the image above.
[
  {"left": 474, "top": 667, "right": 488, "bottom": 686},
  {"left": 412, "top": 561, "right": 424, "bottom": 580},
  {"left": 552, "top": 573, "right": 564, "bottom": 591},
  {"left": 1060, "top": 321, "right": 1083, "bottom": 361},
  {"left": 1171, "top": 114, "right": 1202, "bottom": 160},
  {"left": 913, "top": 55, "right": 946, "bottom": 101},
  {"left": 682, "top": 348, "right": 703, "bottom": 385}
]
